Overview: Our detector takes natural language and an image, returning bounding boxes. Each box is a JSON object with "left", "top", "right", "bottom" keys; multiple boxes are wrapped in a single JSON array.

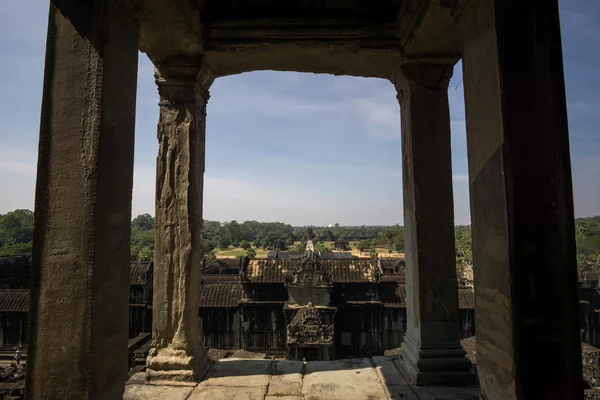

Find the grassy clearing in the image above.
[
  {"left": 214, "top": 244, "right": 404, "bottom": 259},
  {"left": 214, "top": 247, "right": 269, "bottom": 258}
]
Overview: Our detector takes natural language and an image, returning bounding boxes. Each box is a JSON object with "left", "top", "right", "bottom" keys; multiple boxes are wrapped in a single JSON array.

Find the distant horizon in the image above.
[{"left": 3, "top": 208, "right": 598, "bottom": 229}]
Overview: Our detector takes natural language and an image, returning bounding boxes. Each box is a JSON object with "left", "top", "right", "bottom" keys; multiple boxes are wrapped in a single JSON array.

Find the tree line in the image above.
[{"left": 2, "top": 209, "right": 600, "bottom": 273}]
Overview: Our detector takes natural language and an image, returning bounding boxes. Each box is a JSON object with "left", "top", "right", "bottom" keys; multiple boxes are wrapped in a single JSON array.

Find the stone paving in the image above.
[{"left": 124, "top": 356, "right": 480, "bottom": 400}]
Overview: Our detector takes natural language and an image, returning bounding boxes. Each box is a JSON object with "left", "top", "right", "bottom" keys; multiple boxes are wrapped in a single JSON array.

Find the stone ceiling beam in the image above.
[
  {"left": 131, "top": 0, "right": 205, "bottom": 63},
  {"left": 396, "top": 0, "right": 466, "bottom": 59}
]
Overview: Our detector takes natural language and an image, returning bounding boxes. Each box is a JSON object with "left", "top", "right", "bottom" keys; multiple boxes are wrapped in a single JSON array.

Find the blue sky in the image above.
[{"left": 0, "top": 1, "right": 598, "bottom": 226}]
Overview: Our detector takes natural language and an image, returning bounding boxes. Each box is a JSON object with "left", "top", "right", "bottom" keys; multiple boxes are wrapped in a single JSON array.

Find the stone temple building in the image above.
[
  {"left": 0, "top": 256, "right": 154, "bottom": 350},
  {"left": 26, "top": 0, "right": 582, "bottom": 399},
  {"left": 199, "top": 251, "right": 475, "bottom": 360}
]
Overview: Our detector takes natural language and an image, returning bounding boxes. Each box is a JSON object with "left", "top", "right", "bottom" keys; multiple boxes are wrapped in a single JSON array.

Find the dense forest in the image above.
[{"left": 1, "top": 209, "right": 600, "bottom": 272}]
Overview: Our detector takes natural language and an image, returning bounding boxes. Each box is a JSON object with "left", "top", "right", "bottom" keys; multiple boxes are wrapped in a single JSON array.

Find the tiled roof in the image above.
[
  {"left": 380, "top": 274, "right": 406, "bottom": 283},
  {"left": 380, "top": 283, "right": 406, "bottom": 308},
  {"left": 201, "top": 274, "right": 239, "bottom": 283},
  {"left": 199, "top": 282, "right": 242, "bottom": 308},
  {"left": 202, "top": 259, "right": 240, "bottom": 273},
  {"left": 379, "top": 259, "right": 404, "bottom": 270},
  {"left": 0, "top": 290, "right": 29, "bottom": 312},
  {"left": 198, "top": 279, "right": 475, "bottom": 310},
  {"left": 245, "top": 259, "right": 382, "bottom": 283},
  {"left": 0, "top": 255, "right": 30, "bottom": 266},
  {"left": 130, "top": 261, "right": 151, "bottom": 285}
]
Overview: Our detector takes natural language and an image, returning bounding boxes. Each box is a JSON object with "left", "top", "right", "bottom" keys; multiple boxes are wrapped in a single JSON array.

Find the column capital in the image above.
[
  {"left": 393, "top": 63, "right": 453, "bottom": 102},
  {"left": 154, "top": 58, "right": 214, "bottom": 107}
]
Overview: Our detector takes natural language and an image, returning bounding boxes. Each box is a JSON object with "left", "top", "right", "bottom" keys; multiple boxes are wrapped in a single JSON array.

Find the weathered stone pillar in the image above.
[
  {"left": 26, "top": 1, "right": 139, "bottom": 399},
  {"left": 146, "top": 60, "right": 214, "bottom": 384},
  {"left": 393, "top": 64, "right": 474, "bottom": 386},
  {"left": 461, "top": 1, "right": 583, "bottom": 399}
]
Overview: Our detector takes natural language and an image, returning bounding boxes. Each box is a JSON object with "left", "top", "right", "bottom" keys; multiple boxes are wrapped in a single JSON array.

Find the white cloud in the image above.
[{"left": 211, "top": 72, "right": 402, "bottom": 141}]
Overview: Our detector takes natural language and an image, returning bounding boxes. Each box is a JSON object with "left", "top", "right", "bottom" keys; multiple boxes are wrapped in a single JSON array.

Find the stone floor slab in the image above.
[
  {"left": 267, "top": 360, "right": 304, "bottom": 397},
  {"left": 189, "top": 385, "right": 267, "bottom": 400},
  {"left": 372, "top": 356, "right": 410, "bottom": 386},
  {"left": 265, "top": 397, "right": 303, "bottom": 400},
  {"left": 303, "top": 358, "right": 389, "bottom": 400},
  {"left": 201, "top": 359, "right": 273, "bottom": 387},
  {"left": 123, "top": 384, "right": 194, "bottom": 400},
  {"left": 412, "top": 386, "right": 480, "bottom": 400},
  {"left": 387, "top": 385, "right": 418, "bottom": 400}
]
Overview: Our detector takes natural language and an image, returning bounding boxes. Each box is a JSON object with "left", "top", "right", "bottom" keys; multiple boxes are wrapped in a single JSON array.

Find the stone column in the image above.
[
  {"left": 26, "top": 1, "right": 139, "bottom": 399},
  {"left": 393, "top": 64, "right": 474, "bottom": 386},
  {"left": 146, "top": 60, "right": 214, "bottom": 384},
  {"left": 461, "top": 1, "right": 583, "bottom": 398}
]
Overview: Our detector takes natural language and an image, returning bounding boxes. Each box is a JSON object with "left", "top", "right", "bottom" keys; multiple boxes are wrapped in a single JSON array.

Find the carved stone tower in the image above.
[{"left": 283, "top": 247, "right": 336, "bottom": 361}]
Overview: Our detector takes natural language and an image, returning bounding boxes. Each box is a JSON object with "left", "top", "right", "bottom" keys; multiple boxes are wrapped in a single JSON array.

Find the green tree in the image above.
[
  {"left": 315, "top": 242, "right": 330, "bottom": 253},
  {"left": 135, "top": 246, "right": 153, "bottom": 261},
  {"left": 393, "top": 232, "right": 404, "bottom": 252},
  {"left": 0, "top": 242, "right": 32, "bottom": 256},
  {"left": 132, "top": 213, "right": 154, "bottom": 230},
  {"left": 225, "top": 220, "right": 242, "bottom": 243},
  {"left": 357, "top": 239, "right": 371, "bottom": 252},
  {"left": 218, "top": 236, "right": 231, "bottom": 249},
  {"left": 577, "top": 221, "right": 589, "bottom": 239},
  {"left": 384, "top": 228, "right": 395, "bottom": 250},
  {"left": 294, "top": 242, "right": 305, "bottom": 252},
  {"left": 0, "top": 209, "right": 34, "bottom": 246},
  {"left": 240, "top": 240, "right": 251, "bottom": 250},
  {"left": 246, "top": 248, "right": 257, "bottom": 259}
]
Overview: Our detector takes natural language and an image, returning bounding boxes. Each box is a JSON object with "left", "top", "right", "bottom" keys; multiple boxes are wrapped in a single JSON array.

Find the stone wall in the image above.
[{"left": 583, "top": 343, "right": 600, "bottom": 387}]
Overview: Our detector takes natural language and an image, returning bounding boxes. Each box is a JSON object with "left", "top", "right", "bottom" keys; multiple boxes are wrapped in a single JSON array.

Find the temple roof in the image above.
[
  {"left": 202, "top": 259, "right": 240, "bottom": 274},
  {"left": 0, "top": 254, "right": 30, "bottom": 266},
  {"left": 198, "top": 277, "right": 475, "bottom": 310},
  {"left": 201, "top": 275, "right": 240, "bottom": 283},
  {"left": 267, "top": 251, "right": 353, "bottom": 260},
  {"left": 245, "top": 259, "right": 383, "bottom": 283},
  {"left": 0, "top": 290, "right": 29, "bottom": 312},
  {"left": 199, "top": 283, "right": 243, "bottom": 308},
  {"left": 379, "top": 283, "right": 406, "bottom": 308},
  {"left": 379, "top": 274, "right": 406, "bottom": 283}
]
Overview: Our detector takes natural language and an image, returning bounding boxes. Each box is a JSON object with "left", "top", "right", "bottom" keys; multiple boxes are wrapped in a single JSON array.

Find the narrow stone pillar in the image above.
[
  {"left": 461, "top": 1, "right": 583, "bottom": 399},
  {"left": 146, "top": 60, "right": 214, "bottom": 384},
  {"left": 26, "top": 1, "right": 139, "bottom": 399},
  {"left": 393, "top": 64, "right": 474, "bottom": 386}
]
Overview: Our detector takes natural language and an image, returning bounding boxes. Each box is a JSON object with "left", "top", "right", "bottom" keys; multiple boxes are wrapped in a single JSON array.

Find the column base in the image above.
[
  {"left": 146, "top": 346, "right": 213, "bottom": 385},
  {"left": 399, "top": 328, "right": 477, "bottom": 386}
]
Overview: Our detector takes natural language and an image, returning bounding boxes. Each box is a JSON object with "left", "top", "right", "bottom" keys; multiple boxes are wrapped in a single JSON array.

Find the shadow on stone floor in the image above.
[{"left": 124, "top": 356, "right": 481, "bottom": 400}]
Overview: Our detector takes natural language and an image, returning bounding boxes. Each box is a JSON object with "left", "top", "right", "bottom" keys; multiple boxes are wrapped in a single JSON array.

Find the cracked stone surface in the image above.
[
  {"left": 125, "top": 356, "right": 480, "bottom": 399},
  {"left": 268, "top": 360, "right": 304, "bottom": 397}
]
